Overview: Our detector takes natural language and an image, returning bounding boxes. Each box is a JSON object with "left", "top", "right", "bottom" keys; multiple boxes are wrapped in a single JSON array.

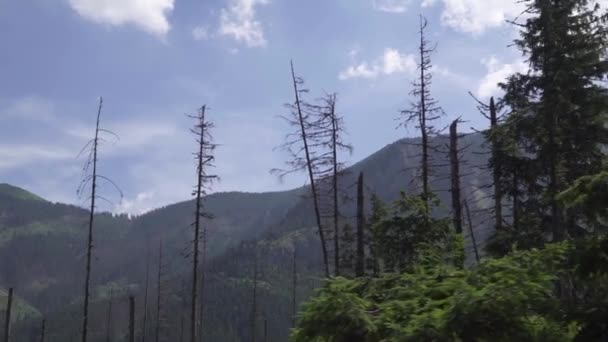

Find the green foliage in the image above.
[
  {"left": 370, "top": 192, "right": 453, "bottom": 273},
  {"left": 558, "top": 170, "right": 608, "bottom": 230},
  {"left": 292, "top": 241, "right": 589, "bottom": 342}
]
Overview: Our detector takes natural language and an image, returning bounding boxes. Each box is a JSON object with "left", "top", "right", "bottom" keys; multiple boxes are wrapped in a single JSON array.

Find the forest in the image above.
[{"left": 2, "top": 0, "right": 608, "bottom": 341}]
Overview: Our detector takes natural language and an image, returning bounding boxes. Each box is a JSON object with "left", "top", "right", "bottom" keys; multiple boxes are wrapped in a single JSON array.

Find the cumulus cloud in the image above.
[
  {"left": 423, "top": 0, "right": 525, "bottom": 34},
  {"left": 339, "top": 48, "right": 416, "bottom": 80},
  {"left": 68, "top": 0, "right": 174, "bottom": 37},
  {"left": 372, "top": 0, "right": 411, "bottom": 13},
  {"left": 477, "top": 56, "right": 527, "bottom": 98},
  {"left": 218, "top": 0, "right": 269, "bottom": 47}
]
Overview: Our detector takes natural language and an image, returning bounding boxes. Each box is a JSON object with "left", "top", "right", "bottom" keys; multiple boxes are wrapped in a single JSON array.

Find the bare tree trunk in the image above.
[
  {"left": 3, "top": 288, "right": 12, "bottom": 342},
  {"left": 418, "top": 18, "right": 430, "bottom": 214},
  {"left": 489, "top": 97, "right": 503, "bottom": 232},
  {"left": 129, "top": 297, "right": 135, "bottom": 342},
  {"left": 290, "top": 61, "right": 330, "bottom": 278},
  {"left": 155, "top": 241, "right": 163, "bottom": 342},
  {"left": 39, "top": 318, "right": 46, "bottom": 342},
  {"left": 355, "top": 173, "right": 365, "bottom": 277},
  {"left": 191, "top": 106, "right": 206, "bottom": 342},
  {"left": 141, "top": 249, "right": 150, "bottom": 342},
  {"left": 179, "top": 312, "right": 185, "bottom": 342},
  {"left": 263, "top": 318, "right": 268, "bottom": 342},
  {"left": 251, "top": 249, "right": 258, "bottom": 342},
  {"left": 291, "top": 248, "right": 297, "bottom": 328},
  {"left": 449, "top": 120, "right": 463, "bottom": 235},
  {"left": 105, "top": 288, "right": 114, "bottom": 342},
  {"left": 82, "top": 98, "right": 103, "bottom": 342},
  {"left": 464, "top": 200, "right": 480, "bottom": 264},
  {"left": 330, "top": 99, "right": 341, "bottom": 276}
]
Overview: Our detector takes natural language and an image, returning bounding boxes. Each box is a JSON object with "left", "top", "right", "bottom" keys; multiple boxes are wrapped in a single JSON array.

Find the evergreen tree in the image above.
[{"left": 501, "top": 0, "right": 608, "bottom": 242}]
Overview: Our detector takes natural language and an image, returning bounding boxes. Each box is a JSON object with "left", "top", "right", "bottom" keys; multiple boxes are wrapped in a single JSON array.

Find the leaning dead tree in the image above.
[
  {"left": 76, "top": 97, "right": 122, "bottom": 342},
  {"left": 189, "top": 105, "right": 217, "bottom": 342},
  {"left": 400, "top": 16, "right": 444, "bottom": 214},
  {"left": 273, "top": 61, "right": 330, "bottom": 277},
  {"left": 464, "top": 199, "right": 480, "bottom": 264}
]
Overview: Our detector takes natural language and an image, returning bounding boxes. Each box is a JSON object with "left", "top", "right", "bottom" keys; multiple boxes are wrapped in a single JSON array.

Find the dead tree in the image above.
[
  {"left": 105, "top": 287, "right": 114, "bottom": 342},
  {"left": 141, "top": 248, "right": 151, "bottom": 342},
  {"left": 77, "top": 97, "right": 122, "bottom": 342},
  {"left": 355, "top": 173, "right": 366, "bottom": 277},
  {"left": 464, "top": 200, "right": 480, "bottom": 264},
  {"left": 315, "top": 94, "right": 352, "bottom": 277},
  {"left": 39, "top": 318, "right": 46, "bottom": 342},
  {"left": 129, "top": 297, "right": 135, "bottom": 342},
  {"left": 488, "top": 98, "right": 504, "bottom": 231},
  {"left": 291, "top": 248, "right": 297, "bottom": 328},
  {"left": 400, "top": 16, "right": 444, "bottom": 214},
  {"left": 189, "top": 105, "right": 217, "bottom": 342},
  {"left": 449, "top": 120, "right": 463, "bottom": 235},
  {"left": 470, "top": 94, "right": 507, "bottom": 232},
  {"left": 155, "top": 241, "right": 164, "bottom": 342},
  {"left": 251, "top": 247, "right": 259, "bottom": 342},
  {"left": 273, "top": 62, "right": 330, "bottom": 277},
  {"left": 3, "top": 288, "right": 13, "bottom": 342}
]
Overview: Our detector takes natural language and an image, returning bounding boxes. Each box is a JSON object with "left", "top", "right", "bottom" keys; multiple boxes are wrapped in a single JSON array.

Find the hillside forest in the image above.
[{"left": 2, "top": 0, "right": 608, "bottom": 341}]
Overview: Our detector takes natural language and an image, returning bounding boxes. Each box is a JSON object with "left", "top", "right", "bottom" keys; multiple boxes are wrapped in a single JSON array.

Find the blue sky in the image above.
[{"left": 1, "top": 0, "right": 599, "bottom": 214}]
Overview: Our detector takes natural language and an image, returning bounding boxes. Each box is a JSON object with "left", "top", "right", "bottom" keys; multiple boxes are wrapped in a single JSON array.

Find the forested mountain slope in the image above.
[{"left": 0, "top": 133, "right": 491, "bottom": 341}]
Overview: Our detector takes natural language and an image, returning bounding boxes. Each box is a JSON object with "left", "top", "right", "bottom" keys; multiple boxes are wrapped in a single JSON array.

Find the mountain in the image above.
[{"left": 0, "top": 133, "right": 493, "bottom": 341}]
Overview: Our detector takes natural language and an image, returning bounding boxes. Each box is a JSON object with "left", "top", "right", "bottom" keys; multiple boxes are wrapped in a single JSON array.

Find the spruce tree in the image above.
[{"left": 501, "top": 0, "right": 608, "bottom": 241}]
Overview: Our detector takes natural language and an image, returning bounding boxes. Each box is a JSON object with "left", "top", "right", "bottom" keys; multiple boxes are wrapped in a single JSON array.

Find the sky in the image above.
[{"left": 1, "top": 0, "right": 604, "bottom": 214}]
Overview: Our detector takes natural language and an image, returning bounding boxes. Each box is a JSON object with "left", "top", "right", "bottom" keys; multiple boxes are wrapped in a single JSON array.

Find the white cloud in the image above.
[
  {"left": 372, "top": 0, "right": 411, "bottom": 13},
  {"left": 218, "top": 0, "right": 269, "bottom": 48},
  {"left": 68, "top": 0, "right": 174, "bottom": 37},
  {"left": 423, "top": 0, "right": 525, "bottom": 34},
  {"left": 477, "top": 56, "right": 527, "bottom": 98},
  {"left": 114, "top": 191, "right": 155, "bottom": 215},
  {"left": 339, "top": 48, "right": 416, "bottom": 80},
  {"left": 0, "top": 145, "right": 72, "bottom": 170},
  {"left": 0, "top": 96, "right": 55, "bottom": 122},
  {"left": 192, "top": 26, "right": 210, "bottom": 41},
  {"left": 427, "top": 0, "right": 608, "bottom": 35}
]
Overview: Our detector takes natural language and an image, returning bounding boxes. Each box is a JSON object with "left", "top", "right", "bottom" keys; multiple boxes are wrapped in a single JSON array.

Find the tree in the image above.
[
  {"left": 449, "top": 120, "right": 463, "bottom": 235},
  {"left": 3, "top": 288, "right": 12, "bottom": 342},
  {"left": 76, "top": 97, "right": 122, "bottom": 342},
  {"left": 189, "top": 105, "right": 217, "bottom": 342},
  {"left": 251, "top": 246, "right": 259, "bottom": 342},
  {"left": 141, "top": 247, "right": 151, "bottom": 342},
  {"left": 401, "top": 16, "right": 444, "bottom": 214},
  {"left": 501, "top": 0, "right": 608, "bottom": 242},
  {"left": 273, "top": 61, "right": 330, "bottom": 277},
  {"left": 155, "top": 240, "right": 165, "bottom": 342},
  {"left": 355, "top": 173, "right": 366, "bottom": 277},
  {"left": 129, "top": 297, "right": 135, "bottom": 342}
]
